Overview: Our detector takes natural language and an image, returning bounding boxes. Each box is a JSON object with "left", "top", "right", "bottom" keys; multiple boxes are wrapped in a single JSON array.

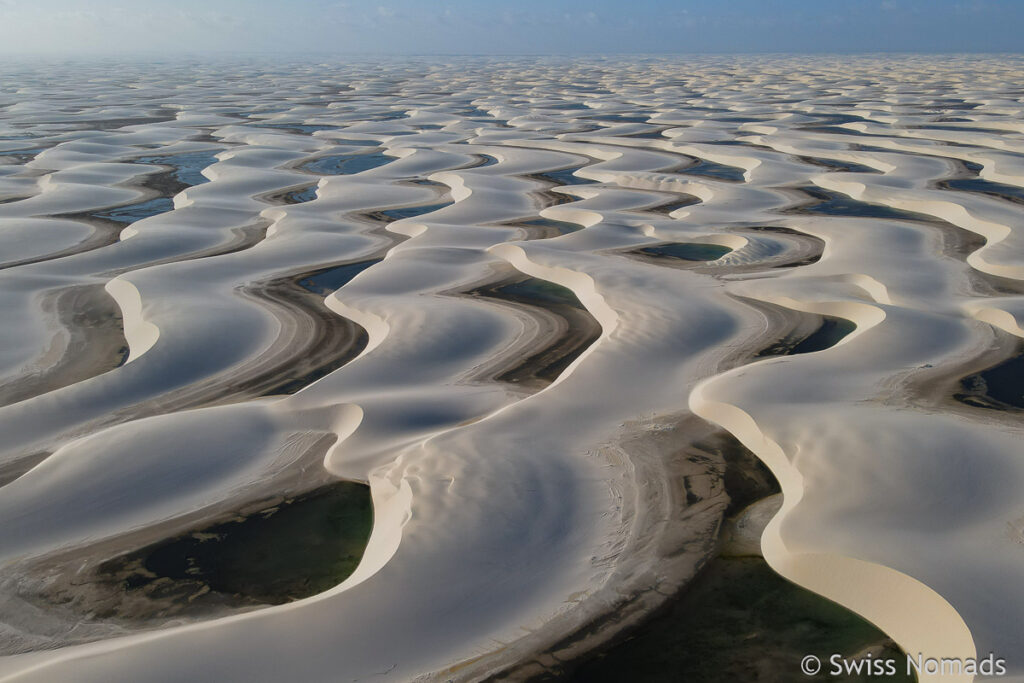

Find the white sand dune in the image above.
[{"left": 0, "top": 55, "right": 1023, "bottom": 682}]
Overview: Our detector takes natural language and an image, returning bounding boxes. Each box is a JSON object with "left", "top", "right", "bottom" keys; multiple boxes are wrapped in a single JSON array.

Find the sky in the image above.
[{"left": 0, "top": 0, "right": 1022, "bottom": 56}]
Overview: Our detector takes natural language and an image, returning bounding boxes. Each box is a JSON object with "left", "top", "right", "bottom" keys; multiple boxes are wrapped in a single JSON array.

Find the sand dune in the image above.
[{"left": 0, "top": 55, "right": 1023, "bottom": 681}]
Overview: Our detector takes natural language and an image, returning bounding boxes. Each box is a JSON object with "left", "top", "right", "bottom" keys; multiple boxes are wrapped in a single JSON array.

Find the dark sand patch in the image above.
[
  {"left": 296, "top": 258, "right": 382, "bottom": 297},
  {"left": 744, "top": 225, "right": 825, "bottom": 269},
  {"left": 321, "top": 138, "right": 381, "bottom": 147},
  {"left": 796, "top": 156, "right": 881, "bottom": 174},
  {"left": 937, "top": 177, "right": 1024, "bottom": 206},
  {"left": 510, "top": 217, "right": 585, "bottom": 239},
  {"left": 678, "top": 157, "right": 746, "bottom": 182},
  {"left": 237, "top": 265, "right": 372, "bottom": 398},
  {"left": 248, "top": 123, "right": 338, "bottom": 135},
  {"left": 465, "top": 275, "right": 602, "bottom": 390},
  {"left": 378, "top": 201, "right": 454, "bottom": 221},
  {"left": 788, "top": 187, "right": 940, "bottom": 222},
  {"left": 645, "top": 193, "right": 702, "bottom": 216},
  {"left": 262, "top": 183, "right": 319, "bottom": 205},
  {"left": 95, "top": 197, "right": 174, "bottom": 224},
  {"left": 531, "top": 166, "right": 599, "bottom": 187},
  {"left": 799, "top": 126, "right": 879, "bottom": 138},
  {"left": 625, "top": 128, "right": 671, "bottom": 140},
  {"left": 470, "top": 154, "right": 499, "bottom": 168},
  {"left": 585, "top": 113, "right": 653, "bottom": 124},
  {"left": 0, "top": 285, "right": 128, "bottom": 410}
]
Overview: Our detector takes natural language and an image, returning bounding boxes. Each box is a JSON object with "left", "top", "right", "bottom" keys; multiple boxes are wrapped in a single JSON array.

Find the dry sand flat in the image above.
[{"left": 0, "top": 55, "right": 1021, "bottom": 681}]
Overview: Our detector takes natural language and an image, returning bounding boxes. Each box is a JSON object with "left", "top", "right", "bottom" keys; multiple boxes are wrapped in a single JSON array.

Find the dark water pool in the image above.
[
  {"left": 105, "top": 482, "right": 372, "bottom": 607},
  {"left": 298, "top": 258, "right": 382, "bottom": 296},
  {"left": 640, "top": 242, "right": 732, "bottom": 261},
  {"left": 956, "top": 342, "right": 1024, "bottom": 410},
  {"left": 300, "top": 151, "right": 393, "bottom": 175},
  {"left": 757, "top": 316, "right": 857, "bottom": 357}
]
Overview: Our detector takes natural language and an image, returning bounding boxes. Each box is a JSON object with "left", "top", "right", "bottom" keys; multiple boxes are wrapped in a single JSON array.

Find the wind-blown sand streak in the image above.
[{"left": 0, "top": 55, "right": 1023, "bottom": 682}]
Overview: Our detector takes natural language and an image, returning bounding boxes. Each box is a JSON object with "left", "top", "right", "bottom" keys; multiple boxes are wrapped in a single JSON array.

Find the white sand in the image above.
[{"left": 0, "top": 55, "right": 1022, "bottom": 682}]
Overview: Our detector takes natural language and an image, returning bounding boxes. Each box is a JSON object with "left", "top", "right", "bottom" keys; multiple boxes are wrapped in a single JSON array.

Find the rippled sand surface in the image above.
[{"left": 0, "top": 55, "right": 1023, "bottom": 681}]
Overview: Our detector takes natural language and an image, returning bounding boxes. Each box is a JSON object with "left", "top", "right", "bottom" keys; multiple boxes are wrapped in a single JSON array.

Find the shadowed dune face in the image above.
[{"left": 0, "top": 54, "right": 1023, "bottom": 682}]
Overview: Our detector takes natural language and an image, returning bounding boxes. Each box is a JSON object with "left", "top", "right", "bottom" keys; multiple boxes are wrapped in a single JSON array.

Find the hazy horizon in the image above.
[{"left": 1, "top": 0, "right": 1022, "bottom": 56}]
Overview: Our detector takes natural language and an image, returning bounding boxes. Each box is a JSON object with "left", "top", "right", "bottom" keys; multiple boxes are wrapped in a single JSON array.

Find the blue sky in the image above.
[{"left": 0, "top": 0, "right": 1021, "bottom": 55}]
